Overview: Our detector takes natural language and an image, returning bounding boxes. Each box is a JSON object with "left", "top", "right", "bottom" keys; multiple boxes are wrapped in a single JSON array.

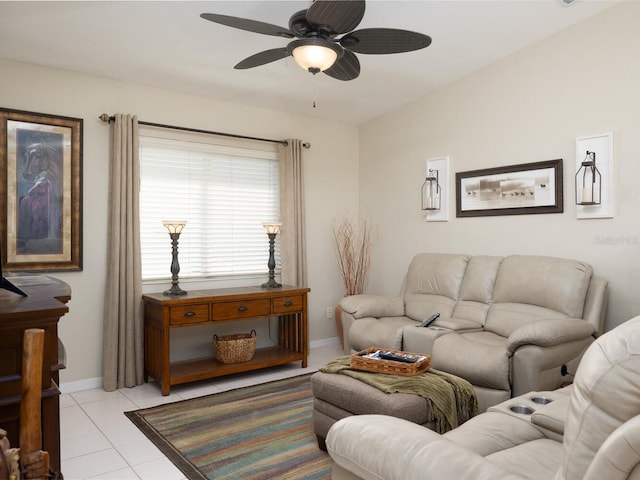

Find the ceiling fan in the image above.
[{"left": 200, "top": 0, "right": 432, "bottom": 81}]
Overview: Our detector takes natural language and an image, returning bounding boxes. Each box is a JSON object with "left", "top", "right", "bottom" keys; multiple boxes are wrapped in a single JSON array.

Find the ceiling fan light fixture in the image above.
[
  {"left": 202, "top": 1, "right": 431, "bottom": 81},
  {"left": 290, "top": 38, "right": 341, "bottom": 74}
]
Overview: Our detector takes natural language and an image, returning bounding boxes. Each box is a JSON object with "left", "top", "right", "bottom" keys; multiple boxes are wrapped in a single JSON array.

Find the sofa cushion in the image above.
[
  {"left": 402, "top": 253, "right": 470, "bottom": 299},
  {"left": 432, "top": 331, "right": 511, "bottom": 391},
  {"left": 443, "top": 411, "right": 544, "bottom": 456},
  {"left": 450, "top": 256, "right": 503, "bottom": 325},
  {"left": 451, "top": 301, "right": 492, "bottom": 326},
  {"left": 492, "top": 255, "right": 592, "bottom": 318},
  {"left": 404, "top": 293, "right": 458, "bottom": 322},
  {"left": 486, "top": 438, "right": 562, "bottom": 480},
  {"left": 458, "top": 255, "right": 503, "bottom": 304},
  {"left": 428, "top": 317, "right": 483, "bottom": 332},
  {"left": 402, "top": 254, "right": 470, "bottom": 321},
  {"left": 485, "top": 303, "right": 568, "bottom": 339}
]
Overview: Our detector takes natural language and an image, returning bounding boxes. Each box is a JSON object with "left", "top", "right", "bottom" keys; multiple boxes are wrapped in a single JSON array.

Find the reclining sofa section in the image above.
[{"left": 339, "top": 253, "right": 608, "bottom": 411}]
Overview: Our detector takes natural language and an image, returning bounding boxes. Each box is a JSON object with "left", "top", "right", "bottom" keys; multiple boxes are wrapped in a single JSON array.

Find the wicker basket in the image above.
[
  {"left": 351, "top": 347, "right": 431, "bottom": 376},
  {"left": 213, "top": 329, "right": 257, "bottom": 364}
]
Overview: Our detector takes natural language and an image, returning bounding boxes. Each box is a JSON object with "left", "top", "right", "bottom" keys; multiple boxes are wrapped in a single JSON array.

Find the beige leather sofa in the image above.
[
  {"left": 340, "top": 253, "right": 608, "bottom": 411},
  {"left": 327, "top": 315, "right": 640, "bottom": 480}
]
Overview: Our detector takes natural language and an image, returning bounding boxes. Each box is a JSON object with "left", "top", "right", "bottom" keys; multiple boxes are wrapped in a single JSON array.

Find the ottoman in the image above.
[{"left": 311, "top": 369, "right": 474, "bottom": 451}]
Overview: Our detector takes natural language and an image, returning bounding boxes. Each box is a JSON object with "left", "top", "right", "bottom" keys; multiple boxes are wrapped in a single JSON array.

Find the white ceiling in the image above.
[{"left": 0, "top": 1, "right": 619, "bottom": 125}]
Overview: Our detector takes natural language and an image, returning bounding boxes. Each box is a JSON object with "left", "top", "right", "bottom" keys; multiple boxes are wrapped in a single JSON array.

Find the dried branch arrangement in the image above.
[{"left": 333, "top": 213, "right": 375, "bottom": 295}]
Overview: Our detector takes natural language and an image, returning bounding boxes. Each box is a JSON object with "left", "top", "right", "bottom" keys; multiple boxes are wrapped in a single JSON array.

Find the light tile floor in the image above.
[{"left": 60, "top": 344, "right": 344, "bottom": 479}]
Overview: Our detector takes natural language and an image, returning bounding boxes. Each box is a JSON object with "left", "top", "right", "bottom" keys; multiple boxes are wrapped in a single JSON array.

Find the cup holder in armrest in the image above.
[
  {"left": 530, "top": 396, "right": 553, "bottom": 405},
  {"left": 509, "top": 404, "right": 535, "bottom": 415}
]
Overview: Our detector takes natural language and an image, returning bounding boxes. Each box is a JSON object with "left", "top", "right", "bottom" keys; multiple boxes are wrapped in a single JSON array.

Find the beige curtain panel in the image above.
[
  {"left": 278, "top": 139, "right": 308, "bottom": 287},
  {"left": 102, "top": 114, "right": 144, "bottom": 391}
]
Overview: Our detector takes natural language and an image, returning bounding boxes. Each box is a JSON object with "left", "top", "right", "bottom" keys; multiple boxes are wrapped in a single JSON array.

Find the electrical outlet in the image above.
[{"left": 326, "top": 307, "right": 334, "bottom": 320}]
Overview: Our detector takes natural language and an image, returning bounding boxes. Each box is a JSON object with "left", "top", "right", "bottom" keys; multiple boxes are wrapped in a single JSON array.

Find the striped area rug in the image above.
[{"left": 125, "top": 374, "right": 333, "bottom": 479}]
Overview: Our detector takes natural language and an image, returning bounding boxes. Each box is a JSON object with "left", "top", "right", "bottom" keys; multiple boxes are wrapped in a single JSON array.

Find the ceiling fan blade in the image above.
[
  {"left": 306, "top": 0, "right": 365, "bottom": 35},
  {"left": 323, "top": 50, "right": 360, "bottom": 81},
  {"left": 234, "top": 48, "right": 290, "bottom": 69},
  {"left": 340, "top": 28, "right": 432, "bottom": 54},
  {"left": 200, "top": 13, "right": 294, "bottom": 38}
]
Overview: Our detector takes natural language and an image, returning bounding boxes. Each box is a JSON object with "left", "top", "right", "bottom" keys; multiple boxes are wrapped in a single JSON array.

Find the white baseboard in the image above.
[
  {"left": 60, "top": 376, "right": 103, "bottom": 394},
  {"left": 60, "top": 337, "right": 341, "bottom": 394},
  {"left": 310, "top": 337, "right": 340, "bottom": 349}
]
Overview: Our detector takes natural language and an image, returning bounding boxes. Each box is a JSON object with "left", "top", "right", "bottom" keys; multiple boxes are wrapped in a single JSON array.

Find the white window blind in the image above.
[{"left": 139, "top": 126, "right": 280, "bottom": 281}]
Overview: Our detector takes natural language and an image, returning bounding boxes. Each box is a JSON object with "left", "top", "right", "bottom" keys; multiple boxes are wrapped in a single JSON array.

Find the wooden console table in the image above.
[
  {"left": 0, "top": 275, "right": 70, "bottom": 473},
  {"left": 143, "top": 285, "right": 310, "bottom": 396}
]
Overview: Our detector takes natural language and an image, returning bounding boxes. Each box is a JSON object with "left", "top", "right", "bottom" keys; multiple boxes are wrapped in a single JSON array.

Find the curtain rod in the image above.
[{"left": 98, "top": 114, "right": 310, "bottom": 149}]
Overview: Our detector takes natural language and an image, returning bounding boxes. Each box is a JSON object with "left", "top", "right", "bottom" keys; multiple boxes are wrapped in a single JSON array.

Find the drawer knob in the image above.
[
  {"left": 284, "top": 301, "right": 293, "bottom": 307},
  {"left": 184, "top": 311, "right": 196, "bottom": 317},
  {"left": 237, "top": 306, "right": 248, "bottom": 312}
]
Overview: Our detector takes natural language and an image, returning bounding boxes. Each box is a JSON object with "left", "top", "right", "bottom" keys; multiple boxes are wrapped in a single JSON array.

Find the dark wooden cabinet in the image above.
[
  {"left": 143, "top": 285, "right": 310, "bottom": 396},
  {"left": 0, "top": 276, "right": 70, "bottom": 473}
]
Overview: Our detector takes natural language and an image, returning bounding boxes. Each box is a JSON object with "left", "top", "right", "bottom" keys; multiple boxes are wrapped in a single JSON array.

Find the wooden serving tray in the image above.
[{"left": 351, "top": 347, "right": 431, "bottom": 376}]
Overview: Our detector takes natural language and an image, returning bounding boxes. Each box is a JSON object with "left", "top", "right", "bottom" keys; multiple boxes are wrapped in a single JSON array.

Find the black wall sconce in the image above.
[
  {"left": 575, "top": 151, "right": 601, "bottom": 205},
  {"left": 421, "top": 169, "right": 441, "bottom": 211}
]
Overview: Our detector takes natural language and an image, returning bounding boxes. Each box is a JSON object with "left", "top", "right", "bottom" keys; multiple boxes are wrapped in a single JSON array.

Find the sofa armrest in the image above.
[
  {"left": 339, "top": 295, "right": 405, "bottom": 319},
  {"left": 507, "top": 318, "right": 595, "bottom": 353},
  {"left": 327, "top": 415, "right": 523, "bottom": 480},
  {"left": 530, "top": 393, "right": 571, "bottom": 436}
]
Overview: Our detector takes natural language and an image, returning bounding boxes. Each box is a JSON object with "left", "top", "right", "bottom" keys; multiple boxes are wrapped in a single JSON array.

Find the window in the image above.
[{"left": 139, "top": 127, "right": 280, "bottom": 281}]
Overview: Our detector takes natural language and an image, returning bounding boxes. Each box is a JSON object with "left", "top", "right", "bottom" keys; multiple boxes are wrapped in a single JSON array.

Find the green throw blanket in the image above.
[{"left": 320, "top": 355, "right": 478, "bottom": 433}]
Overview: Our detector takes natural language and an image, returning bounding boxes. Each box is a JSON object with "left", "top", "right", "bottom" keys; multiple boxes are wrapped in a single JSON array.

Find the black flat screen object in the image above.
[
  {"left": 418, "top": 312, "right": 440, "bottom": 327},
  {"left": 0, "top": 246, "right": 28, "bottom": 297}
]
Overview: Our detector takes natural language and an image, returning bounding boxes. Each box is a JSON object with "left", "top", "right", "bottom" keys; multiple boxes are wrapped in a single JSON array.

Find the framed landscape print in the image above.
[
  {"left": 0, "top": 108, "right": 83, "bottom": 271},
  {"left": 456, "top": 159, "right": 563, "bottom": 218}
]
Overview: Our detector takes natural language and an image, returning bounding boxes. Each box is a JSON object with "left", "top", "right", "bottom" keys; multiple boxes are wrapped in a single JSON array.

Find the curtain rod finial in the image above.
[{"left": 99, "top": 113, "right": 111, "bottom": 123}]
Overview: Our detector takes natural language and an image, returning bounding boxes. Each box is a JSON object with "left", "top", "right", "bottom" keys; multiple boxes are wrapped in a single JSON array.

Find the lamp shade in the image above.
[
  {"left": 262, "top": 222, "right": 282, "bottom": 235},
  {"left": 162, "top": 220, "right": 187, "bottom": 234},
  {"left": 289, "top": 38, "right": 341, "bottom": 74}
]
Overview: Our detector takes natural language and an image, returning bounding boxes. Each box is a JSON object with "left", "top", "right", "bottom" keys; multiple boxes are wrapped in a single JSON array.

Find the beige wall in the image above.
[
  {"left": 0, "top": 59, "right": 358, "bottom": 388},
  {"left": 359, "top": 1, "right": 640, "bottom": 332}
]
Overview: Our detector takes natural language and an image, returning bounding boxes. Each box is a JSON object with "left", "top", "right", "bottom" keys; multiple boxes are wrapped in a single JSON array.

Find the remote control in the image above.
[
  {"left": 418, "top": 313, "right": 440, "bottom": 327},
  {"left": 378, "top": 351, "right": 418, "bottom": 363}
]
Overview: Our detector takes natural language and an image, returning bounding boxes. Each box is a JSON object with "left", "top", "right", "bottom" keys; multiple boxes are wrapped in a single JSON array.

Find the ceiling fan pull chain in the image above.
[{"left": 311, "top": 78, "right": 317, "bottom": 109}]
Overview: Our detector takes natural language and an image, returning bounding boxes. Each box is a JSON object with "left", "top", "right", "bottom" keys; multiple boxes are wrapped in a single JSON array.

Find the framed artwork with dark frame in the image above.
[
  {"left": 456, "top": 159, "right": 563, "bottom": 217},
  {"left": 0, "top": 108, "right": 83, "bottom": 272}
]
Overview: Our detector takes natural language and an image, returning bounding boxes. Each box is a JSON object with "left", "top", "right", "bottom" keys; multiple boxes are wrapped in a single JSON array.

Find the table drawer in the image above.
[
  {"left": 170, "top": 304, "right": 210, "bottom": 325},
  {"left": 212, "top": 299, "right": 271, "bottom": 320},
  {"left": 273, "top": 295, "right": 304, "bottom": 314}
]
